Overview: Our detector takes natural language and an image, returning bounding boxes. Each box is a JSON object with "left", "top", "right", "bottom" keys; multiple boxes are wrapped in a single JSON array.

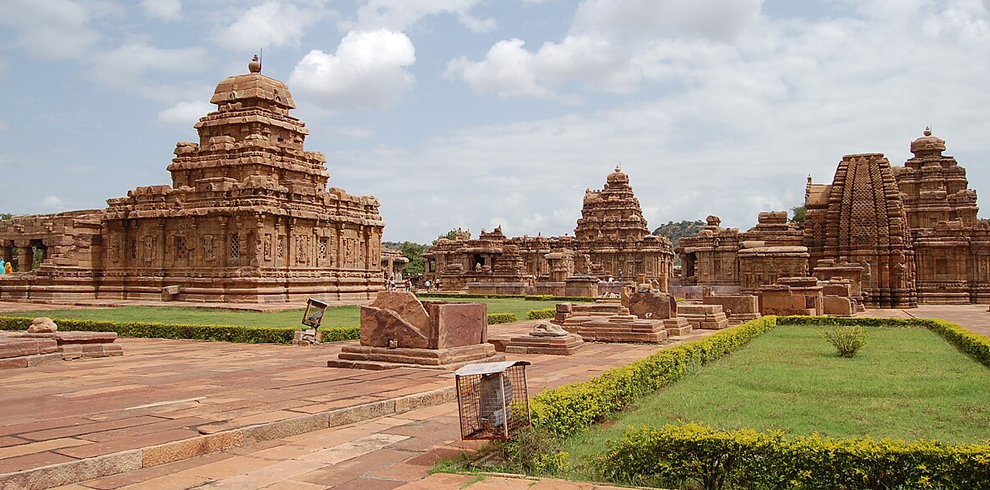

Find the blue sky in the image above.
[{"left": 1, "top": 0, "right": 988, "bottom": 244}]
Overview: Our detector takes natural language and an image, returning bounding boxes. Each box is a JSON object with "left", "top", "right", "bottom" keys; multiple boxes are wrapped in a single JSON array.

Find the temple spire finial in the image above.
[
  {"left": 248, "top": 54, "right": 262, "bottom": 73},
  {"left": 924, "top": 125, "right": 932, "bottom": 137}
]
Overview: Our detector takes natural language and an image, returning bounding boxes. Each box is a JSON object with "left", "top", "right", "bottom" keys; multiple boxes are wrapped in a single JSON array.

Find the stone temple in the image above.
[
  {"left": 678, "top": 128, "right": 990, "bottom": 307},
  {"left": 0, "top": 58, "right": 384, "bottom": 303},
  {"left": 424, "top": 166, "right": 674, "bottom": 295}
]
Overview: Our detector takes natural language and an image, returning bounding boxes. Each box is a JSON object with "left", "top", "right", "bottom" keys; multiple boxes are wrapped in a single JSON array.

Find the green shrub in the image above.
[
  {"left": 823, "top": 325, "right": 868, "bottom": 357},
  {"left": 530, "top": 316, "right": 778, "bottom": 439},
  {"left": 526, "top": 308, "right": 556, "bottom": 320},
  {"left": 488, "top": 313, "right": 519, "bottom": 324},
  {"left": 0, "top": 315, "right": 365, "bottom": 344},
  {"left": 318, "top": 326, "right": 361, "bottom": 342},
  {"left": 485, "top": 427, "right": 570, "bottom": 476},
  {"left": 598, "top": 423, "right": 990, "bottom": 490}
]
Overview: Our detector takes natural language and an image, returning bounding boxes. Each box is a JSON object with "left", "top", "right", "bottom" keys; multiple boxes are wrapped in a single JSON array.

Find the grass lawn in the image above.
[
  {"left": 561, "top": 324, "right": 990, "bottom": 475},
  {"left": 0, "top": 297, "right": 563, "bottom": 329}
]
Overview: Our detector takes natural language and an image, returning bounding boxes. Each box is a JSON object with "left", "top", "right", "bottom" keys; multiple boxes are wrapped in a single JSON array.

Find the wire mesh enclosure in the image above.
[{"left": 453, "top": 360, "right": 531, "bottom": 440}]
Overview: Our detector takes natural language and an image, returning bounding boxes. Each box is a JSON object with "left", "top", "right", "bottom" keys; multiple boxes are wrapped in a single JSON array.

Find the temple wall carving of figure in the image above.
[
  {"left": 424, "top": 167, "right": 675, "bottom": 292},
  {"left": 0, "top": 58, "right": 384, "bottom": 303}
]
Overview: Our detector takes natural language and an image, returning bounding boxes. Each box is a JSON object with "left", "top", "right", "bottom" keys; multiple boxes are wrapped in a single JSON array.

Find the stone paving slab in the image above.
[
  {"left": 15, "top": 303, "right": 990, "bottom": 490},
  {"left": 0, "top": 308, "right": 709, "bottom": 489}
]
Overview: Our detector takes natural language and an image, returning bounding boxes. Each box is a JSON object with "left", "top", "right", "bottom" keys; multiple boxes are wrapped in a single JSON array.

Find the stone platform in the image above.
[
  {"left": 678, "top": 304, "right": 730, "bottom": 330},
  {"left": 0, "top": 331, "right": 121, "bottom": 369},
  {"left": 0, "top": 336, "right": 61, "bottom": 369},
  {"left": 328, "top": 343, "right": 504, "bottom": 370},
  {"left": 501, "top": 333, "right": 585, "bottom": 355}
]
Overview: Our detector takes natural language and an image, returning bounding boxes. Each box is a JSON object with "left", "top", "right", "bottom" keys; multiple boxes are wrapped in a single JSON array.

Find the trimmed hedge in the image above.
[
  {"left": 585, "top": 316, "right": 990, "bottom": 489},
  {"left": 526, "top": 308, "right": 556, "bottom": 320},
  {"left": 530, "top": 316, "right": 778, "bottom": 438},
  {"left": 488, "top": 313, "right": 519, "bottom": 324},
  {"left": 0, "top": 316, "right": 361, "bottom": 344},
  {"left": 599, "top": 423, "right": 990, "bottom": 490}
]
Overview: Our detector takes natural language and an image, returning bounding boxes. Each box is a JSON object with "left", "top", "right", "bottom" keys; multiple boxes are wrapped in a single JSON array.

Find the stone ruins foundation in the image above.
[
  {"left": 328, "top": 291, "right": 503, "bottom": 370},
  {"left": 0, "top": 58, "right": 384, "bottom": 303}
]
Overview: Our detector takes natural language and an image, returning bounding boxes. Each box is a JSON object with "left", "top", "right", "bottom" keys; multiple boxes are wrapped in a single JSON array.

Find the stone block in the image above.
[{"left": 823, "top": 295, "right": 854, "bottom": 316}]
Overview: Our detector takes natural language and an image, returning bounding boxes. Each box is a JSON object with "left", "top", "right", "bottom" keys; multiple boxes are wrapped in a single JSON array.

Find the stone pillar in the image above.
[{"left": 14, "top": 240, "right": 31, "bottom": 272}]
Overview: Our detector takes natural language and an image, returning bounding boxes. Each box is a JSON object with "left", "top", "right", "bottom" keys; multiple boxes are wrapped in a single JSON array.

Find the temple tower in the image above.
[
  {"left": 805, "top": 153, "right": 916, "bottom": 308},
  {"left": 99, "top": 57, "right": 385, "bottom": 302}
]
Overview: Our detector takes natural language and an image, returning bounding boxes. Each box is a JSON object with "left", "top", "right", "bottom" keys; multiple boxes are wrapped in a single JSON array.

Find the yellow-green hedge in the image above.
[
  {"left": 0, "top": 316, "right": 360, "bottom": 344},
  {"left": 589, "top": 317, "right": 990, "bottom": 489},
  {"left": 599, "top": 422, "right": 990, "bottom": 490},
  {"left": 526, "top": 308, "right": 556, "bottom": 320},
  {"left": 488, "top": 313, "right": 519, "bottom": 324},
  {"left": 530, "top": 316, "right": 778, "bottom": 438}
]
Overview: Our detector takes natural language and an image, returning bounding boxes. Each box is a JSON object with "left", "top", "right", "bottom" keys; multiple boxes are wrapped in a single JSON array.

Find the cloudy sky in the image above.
[{"left": 0, "top": 0, "right": 988, "bottom": 244}]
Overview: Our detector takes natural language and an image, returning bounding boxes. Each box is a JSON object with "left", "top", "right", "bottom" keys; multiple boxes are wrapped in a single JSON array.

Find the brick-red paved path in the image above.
[{"left": 1, "top": 303, "right": 987, "bottom": 489}]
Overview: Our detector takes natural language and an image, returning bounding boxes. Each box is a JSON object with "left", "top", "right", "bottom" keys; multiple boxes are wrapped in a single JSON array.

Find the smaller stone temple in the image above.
[
  {"left": 424, "top": 166, "right": 674, "bottom": 295},
  {"left": 677, "top": 212, "right": 808, "bottom": 295},
  {"left": 0, "top": 57, "right": 385, "bottom": 303}
]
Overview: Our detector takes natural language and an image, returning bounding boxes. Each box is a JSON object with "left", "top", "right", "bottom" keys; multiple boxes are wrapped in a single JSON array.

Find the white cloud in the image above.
[
  {"left": 0, "top": 0, "right": 105, "bottom": 60},
  {"left": 141, "top": 0, "right": 181, "bottom": 21},
  {"left": 346, "top": 0, "right": 495, "bottom": 33},
  {"left": 88, "top": 43, "right": 208, "bottom": 103},
  {"left": 42, "top": 196, "right": 64, "bottom": 209},
  {"left": 91, "top": 43, "right": 207, "bottom": 87},
  {"left": 289, "top": 30, "right": 415, "bottom": 110},
  {"left": 158, "top": 101, "right": 213, "bottom": 127},
  {"left": 213, "top": 1, "right": 327, "bottom": 50},
  {"left": 445, "top": 34, "right": 642, "bottom": 100},
  {"left": 572, "top": 0, "right": 762, "bottom": 41},
  {"left": 445, "top": 0, "right": 764, "bottom": 101},
  {"left": 343, "top": 0, "right": 990, "bottom": 243}
]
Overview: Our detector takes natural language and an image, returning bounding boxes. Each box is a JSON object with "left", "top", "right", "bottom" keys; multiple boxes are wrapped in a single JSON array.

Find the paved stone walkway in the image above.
[
  {"left": 0, "top": 302, "right": 720, "bottom": 490},
  {"left": 2, "top": 303, "right": 988, "bottom": 489}
]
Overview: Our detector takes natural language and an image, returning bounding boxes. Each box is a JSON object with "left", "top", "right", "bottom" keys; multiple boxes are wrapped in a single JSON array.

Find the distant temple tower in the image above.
[
  {"left": 894, "top": 129, "right": 989, "bottom": 303},
  {"left": 423, "top": 166, "right": 674, "bottom": 294},
  {"left": 804, "top": 153, "right": 917, "bottom": 308},
  {"left": 0, "top": 58, "right": 385, "bottom": 302}
]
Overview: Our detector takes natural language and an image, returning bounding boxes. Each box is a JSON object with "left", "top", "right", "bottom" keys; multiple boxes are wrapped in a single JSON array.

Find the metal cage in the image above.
[{"left": 453, "top": 360, "right": 531, "bottom": 440}]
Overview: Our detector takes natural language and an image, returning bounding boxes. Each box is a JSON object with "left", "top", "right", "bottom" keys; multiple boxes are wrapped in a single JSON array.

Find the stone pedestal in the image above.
[
  {"left": 702, "top": 294, "right": 760, "bottom": 325},
  {"left": 662, "top": 317, "right": 693, "bottom": 336},
  {"left": 503, "top": 334, "right": 585, "bottom": 355},
  {"left": 328, "top": 343, "right": 502, "bottom": 371},
  {"left": 562, "top": 315, "right": 668, "bottom": 343},
  {"left": 677, "top": 304, "right": 730, "bottom": 330},
  {"left": 328, "top": 291, "right": 503, "bottom": 370},
  {"left": 564, "top": 276, "right": 599, "bottom": 297}
]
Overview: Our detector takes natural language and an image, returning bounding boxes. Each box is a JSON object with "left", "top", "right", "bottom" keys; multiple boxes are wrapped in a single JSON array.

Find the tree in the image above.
[
  {"left": 790, "top": 205, "right": 806, "bottom": 224},
  {"left": 432, "top": 228, "right": 459, "bottom": 246},
  {"left": 400, "top": 242, "right": 426, "bottom": 278}
]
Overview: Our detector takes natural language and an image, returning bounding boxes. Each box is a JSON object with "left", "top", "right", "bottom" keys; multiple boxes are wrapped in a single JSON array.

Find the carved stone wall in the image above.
[
  {"left": 423, "top": 167, "right": 675, "bottom": 292},
  {"left": 679, "top": 212, "right": 806, "bottom": 289},
  {"left": 0, "top": 60, "right": 384, "bottom": 303},
  {"left": 805, "top": 153, "right": 916, "bottom": 308}
]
